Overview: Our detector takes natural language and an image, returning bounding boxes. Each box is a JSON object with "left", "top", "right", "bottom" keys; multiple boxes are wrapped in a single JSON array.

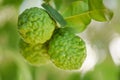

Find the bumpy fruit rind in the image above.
[
  {"left": 19, "top": 39, "right": 50, "bottom": 66},
  {"left": 18, "top": 7, "right": 55, "bottom": 44},
  {"left": 48, "top": 28, "right": 86, "bottom": 70}
]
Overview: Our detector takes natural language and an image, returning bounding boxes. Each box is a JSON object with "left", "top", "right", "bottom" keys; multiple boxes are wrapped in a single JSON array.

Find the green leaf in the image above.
[
  {"left": 65, "top": 13, "right": 91, "bottom": 33},
  {"left": 88, "top": 0, "right": 113, "bottom": 21},
  {"left": 53, "top": 0, "right": 79, "bottom": 11},
  {"left": 42, "top": 3, "right": 67, "bottom": 27},
  {"left": 53, "top": 0, "right": 63, "bottom": 10},
  {"left": 62, "top": 1, "right": 89, "bottom": 17},
  {"left": 2, "top": 0, "right": 23, "bottom": 7},
  {"left": 52, "top": 0, "right": 113, "bottom": 33},
  {"left": 62, "top": 1, "right": 91, "bottom": 33}
]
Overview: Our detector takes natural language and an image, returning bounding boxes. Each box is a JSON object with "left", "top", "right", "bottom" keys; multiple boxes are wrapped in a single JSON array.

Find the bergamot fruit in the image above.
[
  {"left": 48, "top": 28, "right": 86, "bottom": 70},
  {"left": 18, "top": 7, "right": 55, "bottom": 44},
  {"left": 19, "top": 39, "right": 50, "bottom": 66}
]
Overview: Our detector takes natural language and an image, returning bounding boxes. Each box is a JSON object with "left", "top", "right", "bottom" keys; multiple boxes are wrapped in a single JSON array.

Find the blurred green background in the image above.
[{"left": 0, "top": 0, "right": 120, "bottom": 80}]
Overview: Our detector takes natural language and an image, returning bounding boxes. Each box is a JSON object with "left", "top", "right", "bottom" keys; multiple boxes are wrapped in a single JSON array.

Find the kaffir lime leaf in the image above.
[
  {"left": 18, "top": 7, "right": 56, "bottom": 44},
  {"left": 48, "top": 28, "right": 86, "bottom": 70},
  {"left": 19, "top": 39, "right": 50, "bottom": 66}
]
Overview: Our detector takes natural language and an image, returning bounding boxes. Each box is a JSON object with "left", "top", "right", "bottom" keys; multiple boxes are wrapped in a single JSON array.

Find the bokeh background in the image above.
[{"left": 0, "top": 0, "right": 120, "bottom": 80}]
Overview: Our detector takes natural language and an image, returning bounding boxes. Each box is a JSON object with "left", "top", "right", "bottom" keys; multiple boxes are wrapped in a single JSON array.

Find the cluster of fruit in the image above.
[{"left": 18, "top": 7, "right": 86, "bottom": 70}]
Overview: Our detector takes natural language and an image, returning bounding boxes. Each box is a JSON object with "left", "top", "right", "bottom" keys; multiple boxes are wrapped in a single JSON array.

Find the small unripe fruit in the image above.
[
  {"left": 48, "top": 28, "right": 86, "bottom": 70},
  {"left": 19, "top": 39, "right": 50, "bottom": 66},
  {"left": 18, "top": 7, "right": 56, "bottom": 44}
]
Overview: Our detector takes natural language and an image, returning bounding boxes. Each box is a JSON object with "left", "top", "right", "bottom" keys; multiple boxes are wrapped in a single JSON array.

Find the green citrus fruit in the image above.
[
  {"left": 48, "top": 28, "right": 86, "bottom": 70},
  {"left": 18, "top": 7, "right": 56, "bottom": 44},
  {"left": 19, "top": 39, "right": 50, "bottom": 66}
]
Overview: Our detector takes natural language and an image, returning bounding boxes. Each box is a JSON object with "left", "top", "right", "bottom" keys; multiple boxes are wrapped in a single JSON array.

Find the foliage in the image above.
[{"left": 50, "top": 0, "right": 113, "bottom": 32}]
